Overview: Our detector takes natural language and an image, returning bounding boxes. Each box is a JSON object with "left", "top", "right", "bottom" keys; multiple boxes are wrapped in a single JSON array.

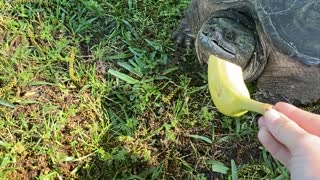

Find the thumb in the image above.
[{"left": 263, "top": 109, "right": 309, "bottom": 150}]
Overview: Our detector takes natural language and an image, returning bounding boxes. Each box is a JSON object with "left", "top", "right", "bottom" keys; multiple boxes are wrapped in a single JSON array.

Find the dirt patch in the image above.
[
  {"left": 1, "top": 83, "right": 100, "bottom": 178},
  {"left": 9, "top": 153, "right": 51, "bottom": 180}
]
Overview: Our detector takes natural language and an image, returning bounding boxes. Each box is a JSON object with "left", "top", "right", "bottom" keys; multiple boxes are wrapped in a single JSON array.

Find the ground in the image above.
[{"left": 0, "top": 0, "right": 289, "bottom": 179}]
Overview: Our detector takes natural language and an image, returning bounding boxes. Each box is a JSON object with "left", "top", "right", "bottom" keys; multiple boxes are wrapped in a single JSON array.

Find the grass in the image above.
[{"left": 0, "top": 0, "right": 290, "bottom": 179}]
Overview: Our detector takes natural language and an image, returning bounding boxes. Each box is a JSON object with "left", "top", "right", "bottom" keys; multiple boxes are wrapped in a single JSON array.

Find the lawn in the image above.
[{"left": 0, "top": 0, "right": 289, "bottom": 179}]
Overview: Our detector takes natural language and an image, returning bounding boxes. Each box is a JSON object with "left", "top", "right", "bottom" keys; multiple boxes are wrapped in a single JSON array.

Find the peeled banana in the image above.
[{"left": 208, "top": 55, "right": 272, "bottom": 117}]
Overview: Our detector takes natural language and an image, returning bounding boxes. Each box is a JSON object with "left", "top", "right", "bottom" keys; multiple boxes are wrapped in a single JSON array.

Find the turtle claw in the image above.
[
  {"left": 184, "top": 33, "right": 192, "bottom": 49},
  {"left": 172, "top": 32, "right": 183, "bottom": 47},
  {"left": 172, "top": 18, "right": 194, "bottom": 48}
]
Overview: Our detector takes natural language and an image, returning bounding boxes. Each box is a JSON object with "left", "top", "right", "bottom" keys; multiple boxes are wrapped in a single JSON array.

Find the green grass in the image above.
[{"left": 0, "top": 0, "right": 289, "bottom": 179}]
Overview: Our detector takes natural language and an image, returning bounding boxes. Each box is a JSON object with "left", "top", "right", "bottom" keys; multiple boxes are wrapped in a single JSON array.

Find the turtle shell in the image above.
[{"left": 256, "top": 0, "right": 320, "bottom": 66}]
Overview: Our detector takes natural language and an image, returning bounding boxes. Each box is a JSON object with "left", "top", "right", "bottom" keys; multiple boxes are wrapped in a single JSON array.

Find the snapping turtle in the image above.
[{"left": 173, "top": 0, "right": 320, "bottom": 105}]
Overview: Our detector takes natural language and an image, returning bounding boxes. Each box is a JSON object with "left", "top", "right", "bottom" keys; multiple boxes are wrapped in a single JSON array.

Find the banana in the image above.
[{"left": 208, "top": 55, "right": 272, "bottom": 117}]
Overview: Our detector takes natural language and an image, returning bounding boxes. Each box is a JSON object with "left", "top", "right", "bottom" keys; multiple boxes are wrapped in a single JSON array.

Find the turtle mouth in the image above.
[
  {"left": 210, "top": 37, "right": 236, "bottom": 56},
  {"left": 198, "top": 31, "right": 236, "bottom": 59}
]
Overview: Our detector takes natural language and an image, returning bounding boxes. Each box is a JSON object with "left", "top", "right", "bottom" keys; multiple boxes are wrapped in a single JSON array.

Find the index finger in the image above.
[
  {"left": 263, "top": 109, "right": 309, "bottom": 151},
  {"left": 275, "top": 102, "right": 320, "bottom": 137}
]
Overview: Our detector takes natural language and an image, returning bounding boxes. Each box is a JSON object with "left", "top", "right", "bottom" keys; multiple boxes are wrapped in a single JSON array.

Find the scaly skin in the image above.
[{"left": 208, "top": 55, "right": 271, "bottom": 117}]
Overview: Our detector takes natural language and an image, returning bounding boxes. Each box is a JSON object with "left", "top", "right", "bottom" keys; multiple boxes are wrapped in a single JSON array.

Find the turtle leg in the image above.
[
  {"left": 256, "top": 50, "right": 320, "bottom": 105},
  {"left": 171, "top": 18, "right": 194, "bottom": 49},
  {"left": 255, "top": 91, "right": 320, "bottom": 114},
  {"left": 172, "top": 0, "right": 215, "bottom": 49},
  {"left": 253, "top": 90, "right": 294, "bottom": 105}
]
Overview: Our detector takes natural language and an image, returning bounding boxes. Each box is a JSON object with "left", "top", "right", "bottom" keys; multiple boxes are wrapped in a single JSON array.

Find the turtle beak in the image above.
[{"left": 198, "top": 29, "right": 236, "bottom": 60}]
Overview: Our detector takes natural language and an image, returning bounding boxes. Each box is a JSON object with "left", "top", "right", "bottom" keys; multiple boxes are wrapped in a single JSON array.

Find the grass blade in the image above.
[
  {"left": 117, "top": 61, "right": 143, "bottom": 77},
  {"left": 106, "top": 53, "right": 133, "bottom": 60},
  {"left": 162, "top": 66, "right": 179, "bottom": 75},
  {"left": 28, "top": 81, "right": 55, "bottom": 86},
  {"left": 187, "top": 134, "right": 212, "bottom": 144},
  {"left": 108, "top": 69, "right": 139, "bottom": 84},
  {"left": 0, "top": 100, "right": 16, "bottom": 108},
  {"left": 0, "top": 141, "right": 11, "bottom": 148},
  {"left": 207, "top": 160, "right": 229, "bottom": 174},
  {"left": 231, "top": 159, "right": 238, "bottom": 180}
]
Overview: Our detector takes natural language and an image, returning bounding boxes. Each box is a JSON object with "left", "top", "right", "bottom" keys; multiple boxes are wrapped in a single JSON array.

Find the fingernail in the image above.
[
  {"left": 264, "top": 109, "right": 280, "bottom": 123},
  {"left": 258, "top": 117, "right": 265, "bottom": 128},
  {"left": 257, "top": 126, "right": 267, "bottom": 141}
]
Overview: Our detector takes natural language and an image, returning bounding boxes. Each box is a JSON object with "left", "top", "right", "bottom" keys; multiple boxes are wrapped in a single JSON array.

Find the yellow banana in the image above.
[{"left": 208, "top": 55, "right": 272, "bottom": 117}]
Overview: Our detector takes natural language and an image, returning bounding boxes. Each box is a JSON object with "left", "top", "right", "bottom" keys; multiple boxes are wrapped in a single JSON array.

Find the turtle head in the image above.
[{"left": 196, "top": 10, "right": 265, "bottom": 81}]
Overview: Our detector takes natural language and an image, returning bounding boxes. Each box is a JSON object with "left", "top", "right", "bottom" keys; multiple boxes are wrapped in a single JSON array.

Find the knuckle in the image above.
[
  {"left": 273, "top": 120, "right": 296, "bottom": 136},
  {"left": 280, "top": 120, "right": 296, "bottom": 130},
  {"left": 295, "top": 134, "right": 316, "bottom": 149}
]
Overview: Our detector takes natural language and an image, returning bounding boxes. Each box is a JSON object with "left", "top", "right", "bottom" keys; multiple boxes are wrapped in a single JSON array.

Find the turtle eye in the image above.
[{"left": 225, "top": 30, "right": 235, "bottom": 41}]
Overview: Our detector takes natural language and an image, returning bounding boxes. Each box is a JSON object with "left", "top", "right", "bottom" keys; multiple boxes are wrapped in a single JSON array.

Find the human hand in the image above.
[{"left": 257, "top": 102, "right": 320, "bottom": 180}]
